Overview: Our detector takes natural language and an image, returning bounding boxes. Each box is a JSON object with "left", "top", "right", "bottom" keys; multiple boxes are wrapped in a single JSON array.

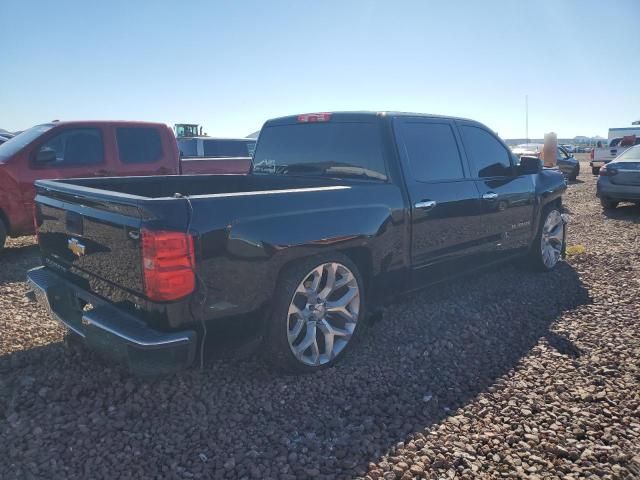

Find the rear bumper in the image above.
[
  {"left": 590, "top": 160, "right": 609, "bottom": 168},
  {"left": 26, "top": 266, "right": 197, "bottom": 375},
  {"left": 597, "top": 179, "right": 640, "bottom": 201}
]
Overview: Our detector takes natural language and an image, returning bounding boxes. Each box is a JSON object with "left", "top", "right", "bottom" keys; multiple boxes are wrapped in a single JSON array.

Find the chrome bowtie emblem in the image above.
[{"left": 68, "top": 238, "right": 86, "bottom": 257}]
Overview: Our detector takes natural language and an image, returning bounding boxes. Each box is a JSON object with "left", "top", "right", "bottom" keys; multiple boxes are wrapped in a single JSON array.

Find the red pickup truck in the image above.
[{"left": 0, "top": 121, "right": 252, "bottom": 250}]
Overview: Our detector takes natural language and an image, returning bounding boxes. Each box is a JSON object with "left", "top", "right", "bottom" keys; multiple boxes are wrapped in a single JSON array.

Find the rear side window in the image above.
[
  {"left": 34, "top": 128, "right": 104, "bottom": 166},
  {"left": 116, "top": 127, "right": 163, "bottom": 164},
  {"left": 177, "top": 139, "right": 198, "bottom": 157},
  {"left": 394, "top": 121, "right": 464, "bottom": 181},
  {"left": 460, "top": 125, "right": 512, "bottom": 177},
  {"left": 203, "top": 140, "right": 253, "bottom": 157},
  {"left": 253, "top": 122, "right": 387, "bottom": 180}
]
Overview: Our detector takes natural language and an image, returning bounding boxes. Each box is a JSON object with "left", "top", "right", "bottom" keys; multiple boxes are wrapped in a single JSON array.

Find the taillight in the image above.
[
  {"left": 590, "top": 149, "right": 594, "bottom": 160},
  {"left": 141, "top": 230, "right": 195, "bottom": 301},
  {"left": 599, "top": 165, "right": 618, "bottom": 176},
  {"left": 33, "top": 206, "right": 40, "bottom": 244},
  {"left": 297, "top": 113, "right": 331, "bottom": 123}
]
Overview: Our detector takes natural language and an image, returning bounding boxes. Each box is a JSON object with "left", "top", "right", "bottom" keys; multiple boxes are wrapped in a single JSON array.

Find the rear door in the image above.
[
  {"left": 113, "top": 126, "right": 177, "bottom": 175},
  {"left": 458, "top": 122, "right": 535, "bottom": 257},
  {"left": 393, "top": 118, "right": 486, "bottom": 271}
]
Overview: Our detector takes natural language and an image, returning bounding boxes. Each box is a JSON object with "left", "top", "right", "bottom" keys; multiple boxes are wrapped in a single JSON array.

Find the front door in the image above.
[
  {"left": 457, "top": 122, "right": 536, "bottom": 259},
  {"left": 393, "top": 118, "right": 486, "bottom": 276},
  {"left": 19, "top": 127, "right": 107, "bottom": 232}
]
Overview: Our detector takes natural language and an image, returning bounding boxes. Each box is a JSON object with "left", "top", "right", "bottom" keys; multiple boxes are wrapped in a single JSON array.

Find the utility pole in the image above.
[{"left": 525, "top": 95, "right": 529, "bottom": 144}]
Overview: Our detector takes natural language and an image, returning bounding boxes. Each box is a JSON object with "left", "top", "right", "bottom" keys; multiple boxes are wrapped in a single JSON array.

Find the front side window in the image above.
[
  {"left": 460, "top": 125, "right": 512, "bottom": 177},
  {"left": 116, "top": 127, "right": 163, "bottom": 164},
  {"left": 394, "top": 121, "right": 464, "bottom": 182},
  {"left": 34, "top": 128, "right": 104, "bottom": 167},
  {"left": 253, "top": 122, "right": 387, "bottom": 181}
]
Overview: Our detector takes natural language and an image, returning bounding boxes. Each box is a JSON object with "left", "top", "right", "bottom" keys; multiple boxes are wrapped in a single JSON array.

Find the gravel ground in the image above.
[{"left": 1, "top": 162, "right": 639, "bottom": 479}]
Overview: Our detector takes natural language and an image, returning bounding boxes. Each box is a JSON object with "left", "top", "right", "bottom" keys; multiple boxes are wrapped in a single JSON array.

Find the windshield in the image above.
[
  {"left": 252, "top": 122, "right": 387, "bottom": 181},
  {"left": 0, "top": 124, "right": 54, "bottom": 162},
  {"left": 615, "top": 145, "right": 640, "bottom": 162}
]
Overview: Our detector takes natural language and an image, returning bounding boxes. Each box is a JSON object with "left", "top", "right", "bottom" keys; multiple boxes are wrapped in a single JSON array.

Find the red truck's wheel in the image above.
[{"left": 265, "top": 253, "right": 366, "bottom": 372}]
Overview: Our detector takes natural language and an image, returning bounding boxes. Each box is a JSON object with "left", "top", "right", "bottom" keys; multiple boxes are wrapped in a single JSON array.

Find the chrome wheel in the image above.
[
  {"left": 287, "top": 262, "right": 360, "bottom": 366},
  {"left": 540, "top": 210, "right": 564, "bottom": 269}
]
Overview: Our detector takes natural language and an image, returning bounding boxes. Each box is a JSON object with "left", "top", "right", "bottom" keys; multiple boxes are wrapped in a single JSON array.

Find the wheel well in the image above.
[
  {"left": 274, "top": 247, "right": 374, "bottom": 296},
  {"left": 339, "top": 247, "right": 373, "bottom": 288}
]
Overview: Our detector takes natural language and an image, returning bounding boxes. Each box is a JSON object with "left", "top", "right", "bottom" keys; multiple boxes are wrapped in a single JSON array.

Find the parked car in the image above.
[
  {"left": 590, "top": 127, "right": 640, "bottom": 174},
  {"left": 0, "top": 121, "right": 251, "bottom": 250},
  {"left": 512, "top": 143, "right": 579, "bottom": 180},
  {"left": 177, "top": 137, "right": 255, "bottom": 174},
  {"left": 27, "top": 111, "right": 567, "bottom": 375},
  {"left": 597, "top": 145, "right": 640, "bottom": 209},
  {"left": 561, "top": 144, "right": 575, "bottom": 154}
]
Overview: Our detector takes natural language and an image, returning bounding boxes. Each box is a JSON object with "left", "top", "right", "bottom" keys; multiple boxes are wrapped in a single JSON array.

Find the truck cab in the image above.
[{"left": 0, "top": 121, "right": 179, "bottom": 248}]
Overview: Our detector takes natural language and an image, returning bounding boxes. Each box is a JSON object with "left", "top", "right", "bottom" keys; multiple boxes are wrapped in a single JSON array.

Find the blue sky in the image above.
[{"left": 2, "top": 0, "right": 639, "bottom": 138}]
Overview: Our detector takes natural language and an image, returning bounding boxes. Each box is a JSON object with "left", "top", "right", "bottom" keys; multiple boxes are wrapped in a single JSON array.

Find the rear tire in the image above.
[
  {"left": 526, "top": 205, "right": 565, "bottom": 272},
  {"left": 0, "top": 220, "right": 6, "bottom": 252},
  {"left": 592, "top": 167, "right": 600, "bottom": 175},
  {"left": 600, "top": 198, "right": 618, "bottom": 210},
  {"left": 264, "top": 253, "right": 366, "bottom": 373}
]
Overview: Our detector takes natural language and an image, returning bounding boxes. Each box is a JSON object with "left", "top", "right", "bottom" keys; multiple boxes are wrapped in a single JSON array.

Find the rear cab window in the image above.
[
  {"left": 203, "top": 139, "right": 254, "bottom": 158},
  {"left": 253, "top": 120, "right": 387, "bottom": 181},
  {"left": 116, "top": 127, "right": 163, "bottom": 164}
]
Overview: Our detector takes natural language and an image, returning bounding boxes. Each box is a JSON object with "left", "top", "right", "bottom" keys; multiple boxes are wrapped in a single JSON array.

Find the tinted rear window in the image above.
[
  {"left": 116, "top": 127, "right": 163, "bottom": 164},
  {"left": 203, "top": 139, "right": 254, "bottom": 157},
  {"left": 252, "top": 122, "right": 387, "bottom": 180}
]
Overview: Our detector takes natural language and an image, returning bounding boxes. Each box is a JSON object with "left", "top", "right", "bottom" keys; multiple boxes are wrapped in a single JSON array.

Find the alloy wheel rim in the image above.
[
  {"left": 287, "top": 262, "right": 360, "bottom": 366},
  {"left": 540, "top": 210, "right": 564, "bottom": 268}
]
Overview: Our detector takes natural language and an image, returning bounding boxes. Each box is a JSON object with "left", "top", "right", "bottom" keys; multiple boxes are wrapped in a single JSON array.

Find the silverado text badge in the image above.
[{"left": 68, "top": 238, "right": 86, "bottom": 257}]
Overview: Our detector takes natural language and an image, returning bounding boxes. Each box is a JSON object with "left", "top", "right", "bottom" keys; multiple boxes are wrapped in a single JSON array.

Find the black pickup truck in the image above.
[{"left": 27, "top": 112, "right": 567, "bottom": 374}]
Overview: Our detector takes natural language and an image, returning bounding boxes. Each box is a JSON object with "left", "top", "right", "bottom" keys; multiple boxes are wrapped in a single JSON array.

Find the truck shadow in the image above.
[
  {"left": 0, "top": 261, "right": 590, "bottom": 478},
  {"left": 0, "top": 244, "right": 40, "bottom": 284}
]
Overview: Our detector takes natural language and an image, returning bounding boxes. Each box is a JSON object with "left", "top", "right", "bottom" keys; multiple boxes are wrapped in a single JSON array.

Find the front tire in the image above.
[
  {"left": 592, "top": 167, "right": 600, "bottom": 175},
  {"left": 527, "top": 206, "right": 565, "bottom": 272},
  {"left": 600, "top": 198, "right": 618, "bottom": 210},
  {"left": 265, "top": 254, "right": 365, "bottom": 372}
]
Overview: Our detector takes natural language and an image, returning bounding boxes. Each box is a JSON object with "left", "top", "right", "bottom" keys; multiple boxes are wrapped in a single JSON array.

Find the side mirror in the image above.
[
  {"left": 519, "top": 155, "right": 542, "bottom": 175},
  {"left": 35, "top": 148, "right": 57, "bottom": 164}
]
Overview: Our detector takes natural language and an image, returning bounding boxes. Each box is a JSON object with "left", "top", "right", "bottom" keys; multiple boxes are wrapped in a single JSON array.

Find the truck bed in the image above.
[{"left": 43, "top": 173, "right": 347, "bottom": 199}]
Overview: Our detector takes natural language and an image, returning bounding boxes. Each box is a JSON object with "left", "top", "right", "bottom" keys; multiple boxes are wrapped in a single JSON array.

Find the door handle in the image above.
[
  {"left": 415, "top": 200, "right": 437, "bottom": 210},
  {"left": 95, "top": 169, "right": 114, "bottom": 176},
  {"left": 482, "top": 192, "right": 498, "bottom": 200}
]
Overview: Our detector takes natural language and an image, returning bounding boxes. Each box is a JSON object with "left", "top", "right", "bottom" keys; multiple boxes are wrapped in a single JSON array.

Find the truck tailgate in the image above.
[{"left": 36, "top": 189, "right": 146, "bottom": 295}]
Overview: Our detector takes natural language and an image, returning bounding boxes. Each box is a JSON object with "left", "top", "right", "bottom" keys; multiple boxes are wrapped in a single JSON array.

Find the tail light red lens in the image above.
[
  {"left": 141, "top": 230, "right": 195, "bottom": 302},
  {"left": 599, "top": 166, "right": 618, "bottom": 176}
]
